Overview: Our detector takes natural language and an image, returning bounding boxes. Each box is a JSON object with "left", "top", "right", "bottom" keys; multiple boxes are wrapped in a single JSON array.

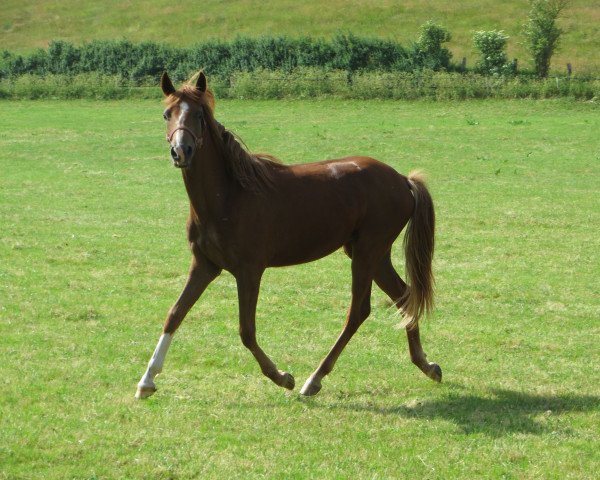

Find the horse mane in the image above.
[
  {"left": 167, "top": 83, "right": 282, "bottom": 194},
  {"left": 212, "top": 122, "right": 283, "bottom": 193}
]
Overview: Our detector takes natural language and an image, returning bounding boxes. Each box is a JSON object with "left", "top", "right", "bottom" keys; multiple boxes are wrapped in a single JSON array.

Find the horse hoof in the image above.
[
  {"left": 135, "top": 385, "right": 157, "bottom": 399},
  {"left": 427, "top": 363, "right": 442, "bottom": 383},
  {"left": 279, "top": 371, "right": 295, "bottom": 390},
  {"left": 299, "top": 376, "right": 322, "bottom": 396}
]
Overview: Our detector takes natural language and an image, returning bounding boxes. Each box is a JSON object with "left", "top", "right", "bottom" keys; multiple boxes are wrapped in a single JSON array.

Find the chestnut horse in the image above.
[{"left": 135, "top": 71, "right": 441, "bottom": 399}]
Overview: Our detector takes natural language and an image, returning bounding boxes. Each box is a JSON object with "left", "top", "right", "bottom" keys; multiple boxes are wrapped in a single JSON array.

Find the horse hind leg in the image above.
[{"left": 374, "top": 252, "right": 442, "bottom": 382}]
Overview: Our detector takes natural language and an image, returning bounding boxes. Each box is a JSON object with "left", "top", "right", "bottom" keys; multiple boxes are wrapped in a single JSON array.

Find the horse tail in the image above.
[{"left": 400, "top": 171, "right": 435, "bottom": 330}]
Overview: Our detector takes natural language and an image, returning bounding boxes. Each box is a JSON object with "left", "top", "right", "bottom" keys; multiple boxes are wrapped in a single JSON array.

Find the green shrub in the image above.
[
  {"left": 409, "top": 21, "right": 453, "bottom": 71},
  {"left": 473, "top": 30, "right": 514, "bottom": 76}
]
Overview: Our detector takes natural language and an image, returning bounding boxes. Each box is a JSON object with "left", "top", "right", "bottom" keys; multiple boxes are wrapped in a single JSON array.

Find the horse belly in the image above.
[
  {"left": 268, "top": 236, "right": 348, "bottom": 267},
  {"left": 266, "top": 200, "right": 357, "bottom": 267}
]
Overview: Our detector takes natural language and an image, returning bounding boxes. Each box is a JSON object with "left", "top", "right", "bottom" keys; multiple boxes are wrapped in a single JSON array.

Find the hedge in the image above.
[{"left": 0, "top": 35, "right": 452, "bottom": 82}]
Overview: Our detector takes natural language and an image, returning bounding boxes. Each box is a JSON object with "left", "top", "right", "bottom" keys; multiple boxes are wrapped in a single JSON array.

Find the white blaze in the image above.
[{"left": 173, "top": 101, "right": 190, "bottom": 145}]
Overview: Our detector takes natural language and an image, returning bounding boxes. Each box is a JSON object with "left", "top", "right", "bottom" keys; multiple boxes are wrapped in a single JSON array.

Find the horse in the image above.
[{"left": 135, "top": 71, "right": 441, "bottom": 399}]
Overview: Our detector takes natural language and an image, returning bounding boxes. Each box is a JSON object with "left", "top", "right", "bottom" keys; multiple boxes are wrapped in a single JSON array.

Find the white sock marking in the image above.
[
  {"left": 137, "top": 333, "right": 173, "bottom": 392},
  {"left": 300, "top": 374, "right": 318, "bottom": 394}
]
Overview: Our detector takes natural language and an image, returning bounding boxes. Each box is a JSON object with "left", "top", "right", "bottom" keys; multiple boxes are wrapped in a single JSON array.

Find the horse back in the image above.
[{"left": 253, "top": 156, "right": 414, "bottom": 266}]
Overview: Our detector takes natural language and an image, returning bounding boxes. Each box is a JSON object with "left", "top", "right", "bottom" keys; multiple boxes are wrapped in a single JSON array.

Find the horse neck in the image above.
[{"left": 182, "top": 128, "right": 231, "bottom": 220}]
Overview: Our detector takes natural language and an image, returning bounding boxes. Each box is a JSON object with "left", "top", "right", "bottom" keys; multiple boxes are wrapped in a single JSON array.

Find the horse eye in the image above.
[{"left": 163, "top": 111, "right": 170, "bottom": 121}]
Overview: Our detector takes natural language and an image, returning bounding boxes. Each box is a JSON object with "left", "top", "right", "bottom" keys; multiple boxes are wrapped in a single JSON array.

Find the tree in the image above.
[{"left": 523, "top": 0, "right": 569, "bottom": 77}]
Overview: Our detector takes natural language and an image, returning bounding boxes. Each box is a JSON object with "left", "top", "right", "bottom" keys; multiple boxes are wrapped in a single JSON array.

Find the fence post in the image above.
[{"left": 567, "top": 63, "right": 572, "bottom": 77}]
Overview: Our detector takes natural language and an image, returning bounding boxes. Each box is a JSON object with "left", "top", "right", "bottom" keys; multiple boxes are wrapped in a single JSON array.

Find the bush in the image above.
[
  {"left": 473, "top": 30, "right": 515, "bottom": 76},
  {"left": 409, "top": 21, "right": 453, "bottom": 71}
]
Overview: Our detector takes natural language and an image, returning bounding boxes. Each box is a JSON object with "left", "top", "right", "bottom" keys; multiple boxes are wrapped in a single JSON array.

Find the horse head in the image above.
[{"left": 161, "top": 71, "right": 208, "bottom": 169}]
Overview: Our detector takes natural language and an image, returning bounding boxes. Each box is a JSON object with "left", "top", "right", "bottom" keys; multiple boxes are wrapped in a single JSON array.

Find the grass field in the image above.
[
  {"left": 2, "top": 0, "right": 600, "bottom": 74},
  {"left": 1, "top": 97, "right": 599, "bottom": 478}
]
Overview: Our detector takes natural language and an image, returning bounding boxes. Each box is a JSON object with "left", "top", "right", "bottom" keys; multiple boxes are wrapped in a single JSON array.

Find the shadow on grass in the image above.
[{"left": 317, "top": 384, "right": 600, "bottom": 437}]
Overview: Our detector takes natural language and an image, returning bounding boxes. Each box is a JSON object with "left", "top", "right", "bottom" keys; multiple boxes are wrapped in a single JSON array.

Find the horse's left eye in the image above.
[{"left": 163, "top": 111, "right": 170, "bottom": 120}]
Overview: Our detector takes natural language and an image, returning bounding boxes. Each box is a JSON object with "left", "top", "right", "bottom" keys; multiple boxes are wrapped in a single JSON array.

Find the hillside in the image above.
[{"left": 2, "top": 0, "right": 599, "bottom": 74}]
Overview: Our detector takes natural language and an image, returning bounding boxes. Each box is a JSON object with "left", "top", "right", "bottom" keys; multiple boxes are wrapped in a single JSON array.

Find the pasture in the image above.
[
  {"left": 2, "top": 0, "right": 600, "bottom": 73},
  {"left": 1, "top": 98, "right": 599, "bottom": 478}
]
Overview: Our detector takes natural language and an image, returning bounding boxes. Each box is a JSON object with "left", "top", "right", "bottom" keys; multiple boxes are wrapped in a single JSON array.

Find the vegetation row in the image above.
[
  {"left": 1, "top": 70, "right": 598, "bottom": 101},
  {"left": 0, "top": 31, "right": 455, "bottom": 82},
  {"left": 1, "top": 3, "right": 596, "bottom": 101}
]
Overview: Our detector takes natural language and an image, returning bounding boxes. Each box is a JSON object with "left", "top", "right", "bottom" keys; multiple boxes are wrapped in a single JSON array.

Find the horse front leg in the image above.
[
  {"left": 135, "top": 254, "right": 221, "bottom": 399},
  {"left": 300, "top": 256, "right": 374, "bottom": 396},
  {"left": 236, "top": 269, "right": 295, "bottom": 390}
]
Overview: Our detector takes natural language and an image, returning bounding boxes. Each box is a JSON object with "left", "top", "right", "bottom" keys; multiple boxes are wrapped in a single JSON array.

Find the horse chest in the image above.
[{"left": 190, "top": 222, "right": 230, "bottom": 268}]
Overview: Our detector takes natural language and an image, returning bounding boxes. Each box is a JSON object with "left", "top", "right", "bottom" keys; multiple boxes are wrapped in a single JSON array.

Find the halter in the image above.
[
  {"left": 165, "top": 109, "right": 205, "bottom": 149},
  {"left": 166, "top": 126, "right": 203, "bottom": 147}
]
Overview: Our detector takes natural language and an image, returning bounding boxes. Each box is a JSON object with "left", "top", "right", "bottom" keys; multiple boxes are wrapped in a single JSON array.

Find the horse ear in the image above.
[
  {"left": 196, "top": 71, "right": 207, "bottom": 93},
  {"left": 160, "top": 71, "right": 176, "bottom": 97}
]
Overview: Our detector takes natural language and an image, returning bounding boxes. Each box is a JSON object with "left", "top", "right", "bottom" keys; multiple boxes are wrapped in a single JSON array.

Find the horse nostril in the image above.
[
  {"left": 185, "top": 145, "right": 193, "bottom": 157},
  {"left": 170, "top": 147, "right": 179, "bottom": 160}
]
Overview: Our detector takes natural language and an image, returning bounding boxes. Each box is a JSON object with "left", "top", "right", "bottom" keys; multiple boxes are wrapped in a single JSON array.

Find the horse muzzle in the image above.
[{"left": 170, "top": 143, "right": 194, "bottom": 169}]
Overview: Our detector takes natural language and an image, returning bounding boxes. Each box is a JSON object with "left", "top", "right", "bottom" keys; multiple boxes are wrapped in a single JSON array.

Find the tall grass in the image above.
[{"left": 1, "top": 69, "right": 598, "bottom": 101}]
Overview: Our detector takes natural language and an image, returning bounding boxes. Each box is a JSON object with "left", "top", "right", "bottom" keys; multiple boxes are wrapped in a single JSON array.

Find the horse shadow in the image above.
[{"left": 312, "top": 383, "right": 600, "bottom": 437}]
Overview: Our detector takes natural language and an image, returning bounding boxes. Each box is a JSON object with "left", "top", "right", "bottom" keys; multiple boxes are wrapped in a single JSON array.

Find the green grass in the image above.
[
  {"left": 1, "top": 0, "right": 600, "bottom": 74},
  {"left": 1, "top": 98, "right": 599, "bottom": 479}
]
